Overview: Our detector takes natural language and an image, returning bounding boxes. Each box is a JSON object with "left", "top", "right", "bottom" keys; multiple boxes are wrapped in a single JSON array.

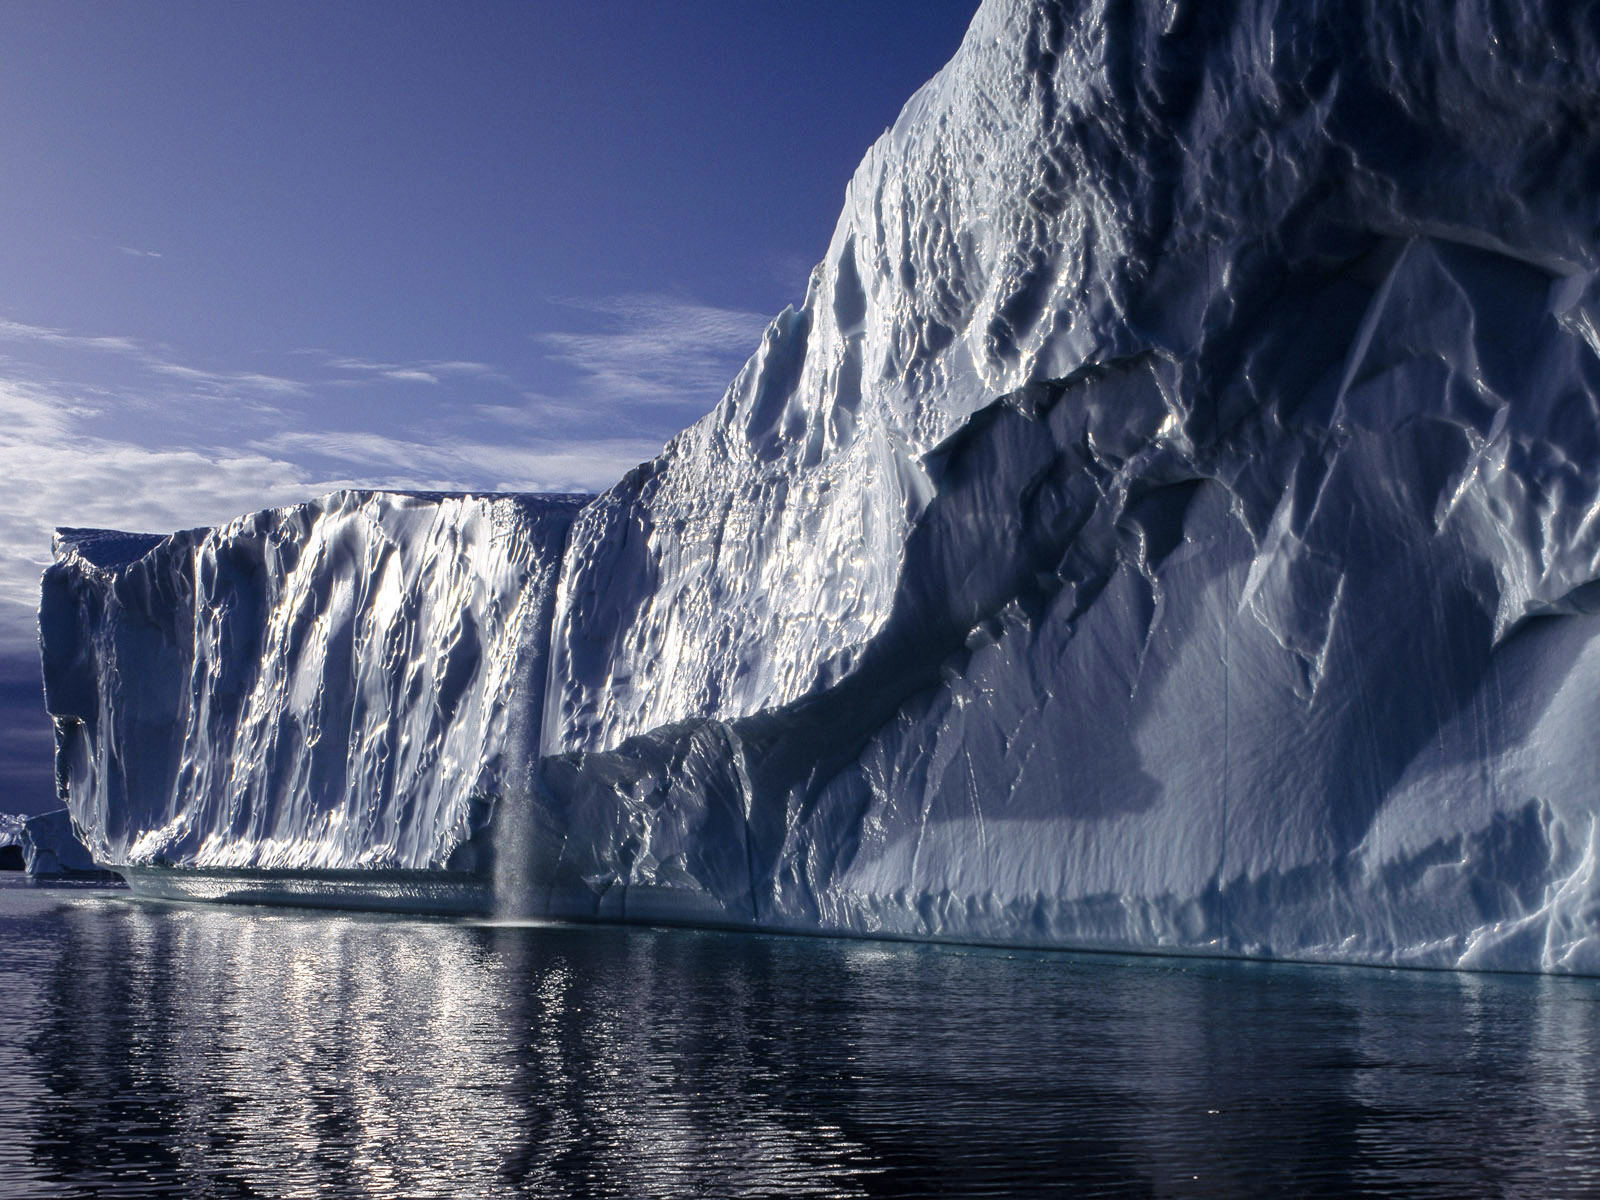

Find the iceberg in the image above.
[
  {"left": 0, "top": 813, "right": 24, "bottom": 871},
  {"left": 40, "top": 0, "right": 1600, "bottom": 971},
  {"left": 19, "top": 809, "right": 102, "bottom": 878}
]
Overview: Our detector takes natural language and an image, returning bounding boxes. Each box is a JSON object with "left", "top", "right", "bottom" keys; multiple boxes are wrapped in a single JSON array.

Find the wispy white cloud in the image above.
[
  {"left": 428, "top": 360, "right": 502, "bottom": 376},
  {"left": 0, "top": 366, "right": 645, "bottom": 654},
  {"left": 0, "top": 377, "right": 354, "bottom": 647},
  {"left": 0, "top": 291, "right": 781, "bottom": 659},
  {"left": 256, "top": 429, "right": 649, "bottom": 495},
  {"left": 118, "top": 245, "right": 163, "bottom": 259},
  {"left": 0, "top": 294, "right": 773, "bottom": 430},
  {"left": 146, "top": 360, "right": 308, "bottom": 397},
  {"left": 0, "top": 318, "right": 143, "bottom": 356},
  {"left": 0, "top": 317, "right": 307, "bottom": 399},
  {"left": 324, "top": 355, "right": 439, "bottom": 385},
  {"left": 295, "top": 352, "right": 512, "bottom": 389},
  {"left": 535, "top": 293, "right": 770, "bottom": 407},
  {"left": 759, "top": 250, "right": 820, "bottom": 301}
]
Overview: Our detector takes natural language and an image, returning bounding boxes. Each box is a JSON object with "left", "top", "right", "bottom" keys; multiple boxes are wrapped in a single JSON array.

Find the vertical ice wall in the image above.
[{"left": 41, "top": 491, "right": 584, "bottom": 869}]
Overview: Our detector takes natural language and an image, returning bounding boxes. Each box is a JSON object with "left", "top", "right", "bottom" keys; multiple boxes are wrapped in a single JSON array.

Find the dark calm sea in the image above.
[{"left": 1, "top": 875, "right": 1598, "bottom": 1198}]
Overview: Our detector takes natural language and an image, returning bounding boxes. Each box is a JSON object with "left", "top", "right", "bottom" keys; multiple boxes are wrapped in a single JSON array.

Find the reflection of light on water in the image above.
[
  {"left": 12, "top": 888, "right": 1600, "bottom": 1197},
  {"left": 0, "top": 884, "right": 66, "bottom": 1191},
  {"left": 23, "top": 896, "right": 886, "bottom": 1197},
  {"left": 80, "top": 904, "right": 532, "bottom": 1196}
]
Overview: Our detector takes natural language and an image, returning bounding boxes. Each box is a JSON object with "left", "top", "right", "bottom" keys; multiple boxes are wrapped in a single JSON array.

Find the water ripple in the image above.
[{"left": 2, "top": 877, "right": 1598, "bottom": 1198}]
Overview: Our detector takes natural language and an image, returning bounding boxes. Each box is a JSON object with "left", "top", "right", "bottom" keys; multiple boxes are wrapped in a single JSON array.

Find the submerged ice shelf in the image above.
[{"left": 39, "top": 0, "right": 1600, "bottom": 972}]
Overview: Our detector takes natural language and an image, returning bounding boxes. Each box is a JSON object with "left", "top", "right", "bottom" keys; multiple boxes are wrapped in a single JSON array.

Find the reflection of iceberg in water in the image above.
[
  {"left": 12, "top": 893, "right": 1600, "bottom": 1196},
  {"left": 17, "top": 901, "right": 896, "bottom": 1196}
]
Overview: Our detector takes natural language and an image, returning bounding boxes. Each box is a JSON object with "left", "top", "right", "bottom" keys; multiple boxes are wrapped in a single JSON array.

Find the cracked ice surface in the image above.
[{"left": 548, "top": 0, "right": 1600, "bottom": 759}]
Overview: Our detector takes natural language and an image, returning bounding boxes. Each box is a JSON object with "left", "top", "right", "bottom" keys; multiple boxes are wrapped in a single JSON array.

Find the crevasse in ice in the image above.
[{"left": 41, "top": 0, "right": 1600, "bottom": 971}]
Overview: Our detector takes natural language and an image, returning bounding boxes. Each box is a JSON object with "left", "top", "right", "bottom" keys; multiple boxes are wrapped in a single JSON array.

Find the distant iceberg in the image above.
[
  {"left": 19, "top": 809, "right": 104, "bottom": 878},
  {"left": 0, "top": 813, "right": 24, "bottom": 871},
  {"left": 41, "top": 0, "right": 1600, "bottom": 972}
]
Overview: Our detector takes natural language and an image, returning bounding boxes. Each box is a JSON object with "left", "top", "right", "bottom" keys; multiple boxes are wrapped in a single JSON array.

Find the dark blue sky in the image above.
[{"left": 0, "top": 0, "right": 981, "bottom": 816}]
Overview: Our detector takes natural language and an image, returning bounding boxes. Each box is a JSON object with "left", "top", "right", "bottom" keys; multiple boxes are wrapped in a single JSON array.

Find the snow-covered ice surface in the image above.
[
  {"left": 42, "top": 491, "right": 584, "bottom": 870},
  {"left": 41, "top": 0, "right": 1600, "bottom": 971}
]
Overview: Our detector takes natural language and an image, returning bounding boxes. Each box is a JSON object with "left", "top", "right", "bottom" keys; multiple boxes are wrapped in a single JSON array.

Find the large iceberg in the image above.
[{"left": 41, "top": 0, "right": 1600, "bottom": 971}]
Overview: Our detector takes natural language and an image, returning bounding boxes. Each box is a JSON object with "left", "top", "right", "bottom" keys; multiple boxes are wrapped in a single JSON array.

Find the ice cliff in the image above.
[
  {"left": 41, "top": 492, "right": 583, "bottom": 869},
  {"left": 41, "top": 0, "right": 1600, "bottom": 972},
  {"left": 535, "top": 0, "right": 1600, "bottom": 971}
]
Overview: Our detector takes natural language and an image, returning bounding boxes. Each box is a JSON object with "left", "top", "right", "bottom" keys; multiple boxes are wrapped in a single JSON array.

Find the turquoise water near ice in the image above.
[{"left": 2, "top": 874, "right": 1598, "bottom": 1198}]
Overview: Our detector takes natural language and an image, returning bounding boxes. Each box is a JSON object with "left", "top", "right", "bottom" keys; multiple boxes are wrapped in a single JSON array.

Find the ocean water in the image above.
[{"left": 1, "top": 876, "right": 1598, "bottom": 1198}]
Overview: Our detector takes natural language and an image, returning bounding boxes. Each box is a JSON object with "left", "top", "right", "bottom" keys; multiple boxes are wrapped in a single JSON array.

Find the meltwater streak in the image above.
[
  {"left": 491, "top": 789, "right": 538, "bottom": 921},
  {"left": 489, "top": 588, "right": 561, "bottom": 921}
]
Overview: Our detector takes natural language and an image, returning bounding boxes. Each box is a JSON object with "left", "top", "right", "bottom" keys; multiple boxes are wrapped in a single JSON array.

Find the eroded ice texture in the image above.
[
  {"left": 42, "top": 491, "right": 584, "bottom": 870},
  {"left": 528, "top": 0, "right": 1600, "bottom": 972},
  {"left": 0, "top": 813, "right": 25, "bottom": 872}
]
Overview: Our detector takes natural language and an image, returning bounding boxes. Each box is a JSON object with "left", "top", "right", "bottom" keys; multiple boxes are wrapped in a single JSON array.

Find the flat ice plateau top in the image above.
[{"left": 41, "top": 0, "right": 1600, "bottom": 972}]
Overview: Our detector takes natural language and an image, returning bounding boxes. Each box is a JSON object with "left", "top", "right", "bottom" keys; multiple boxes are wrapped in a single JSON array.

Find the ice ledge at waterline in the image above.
[{"left": 40, "top": 490, "right": 585, "bottom": 871}]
